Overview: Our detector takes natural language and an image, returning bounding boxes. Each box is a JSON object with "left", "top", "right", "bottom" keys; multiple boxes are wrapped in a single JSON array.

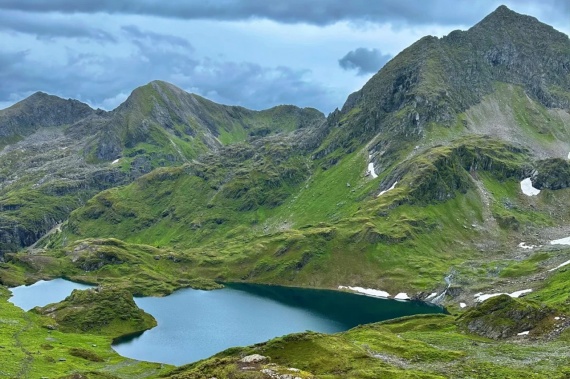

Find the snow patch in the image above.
[
  {"left": 460, "top": 302, "right": 467, "bottom": 308},
  {"left": 476, "top": 293, "right": 504, "bottom": 302},
  {"left": 510, "top": 289, "right": 533, "bottom": 298},
  {"left": 518, "top": 242, "right": 535, "bottom": 250},
  {"left": 394, "top": 292, "right": 410, "bottom": 300},
  {"left": 111, "top": 158, "right": 120, "bottom": 165},
  {"left": 555, "top": 317, "right": 561, "bottom": 320},
  {"left": 367, "top": 162, "right": 378, "bottom": 179},
  {"left": 338, "top": 285, "right": 390, "bottom": 298},
  {"left": 517, "top": 331, "right": 529, "bottom": 336},
  {"left": 548, "top": 259, "right": 570, "bottom": 272},
  {"left": 378, "top": 181, "right": 397, "bottom": 197},
  {"left": 475, "top": 289, "right": 532, "bottom": 302},
  {"left": 520, "top": 178, "right": 540, "bottom": 196},
  {"left": 550, "top": 236, "right": 570, "bottom": 246},
  {"left": 568, "top": 152, "right": 570, "bottom": 160},
  {"left": 426, "top": 292, "right": 438, "bottom": 300}
]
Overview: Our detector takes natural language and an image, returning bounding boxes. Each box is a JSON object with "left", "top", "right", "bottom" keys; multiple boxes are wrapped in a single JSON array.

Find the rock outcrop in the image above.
[
  {"left": 457, "top": 295, "right": 553, "bottom": 339},
  {"left": 33, "top": 286, "right": 156, "bottom": 337}
]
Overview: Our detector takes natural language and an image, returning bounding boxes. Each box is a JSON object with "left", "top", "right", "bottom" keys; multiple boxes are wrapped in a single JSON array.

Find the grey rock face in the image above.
[
  {"left": 312, "top": 5, "right": 570, "bottom": 170},
  {"left": 0, "top": 92, "right": 95, "bottom": 140}
]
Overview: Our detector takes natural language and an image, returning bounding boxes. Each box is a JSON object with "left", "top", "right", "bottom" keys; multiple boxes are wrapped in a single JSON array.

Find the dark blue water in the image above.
[
  {"left": 8, "top": 278, "right": 93, "bottom": 311},
  {"left": 112, "top": 283, "right": 443, "bottom": 366}
]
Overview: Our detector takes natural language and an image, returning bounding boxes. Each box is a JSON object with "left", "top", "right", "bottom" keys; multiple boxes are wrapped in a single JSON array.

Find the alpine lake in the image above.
[{"left": 9, "top": 279, "right": 444, "bottom": 365}]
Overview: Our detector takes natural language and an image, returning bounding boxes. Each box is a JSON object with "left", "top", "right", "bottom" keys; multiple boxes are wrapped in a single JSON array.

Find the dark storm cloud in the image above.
[
  {"left": 0, "top": 11, "right": 115, "bottom": 42},
  {"left": 2, "top": 0, "right": 568, "bottom": 26},
  {"left": 1, "top": 21, "right": 331, "bottom": 111},
  {"left": 339, "top": 48, "right": 392, "bottom": 75},
  {"left": 121, "top": 25, "right": 194, "bottom": 50}
]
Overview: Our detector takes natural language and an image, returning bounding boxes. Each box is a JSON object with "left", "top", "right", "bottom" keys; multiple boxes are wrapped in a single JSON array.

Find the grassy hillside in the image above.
[
  {"left": 0, "top": 82, "right": 324, "bottom": 255},
  {"left": 166, "top": 313, "right": 570, "bottom": 379},
  {"left": 9, "top": 132, "right": 564, "bottom": 301},
  {"left": 1, "top": 5, "right": 570, "bottom": 379},
  {"left": 33, "top": 287, "right": 156, "bottom": 337},
  {"left": 0, "top": 286, "right": 169, "bottom": 379}
]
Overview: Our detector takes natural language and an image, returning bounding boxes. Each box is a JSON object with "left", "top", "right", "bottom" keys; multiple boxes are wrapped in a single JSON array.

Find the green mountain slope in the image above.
[
  {"left": 312, "top": 5, "right": 570, "bottom": 174},
  {"left": 87, "top": 80, "right": 324, "bottom": 164},
  {"left": 0, "top": 82, "right": 324, "bottom": 256},
  {"left": 23, "top": 6, "right": 569, "bottom": 297},
  {"left": 2, "top": 5, "right": 570, "bottom": 379}
]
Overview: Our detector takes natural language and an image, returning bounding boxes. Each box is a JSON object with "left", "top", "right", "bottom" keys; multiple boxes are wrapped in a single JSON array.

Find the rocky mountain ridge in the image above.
[
  {"left": 1, "top": 5, "right": 570, "bottom": 379},
  {"left": 0, "top": 92, "right": 96, "bottom": 147},
  {"left": 312, "top": 5, "right": 570, "bottom": 178},
  {"left": 0, "top": 82, "right": 324, "bottom": 254}
]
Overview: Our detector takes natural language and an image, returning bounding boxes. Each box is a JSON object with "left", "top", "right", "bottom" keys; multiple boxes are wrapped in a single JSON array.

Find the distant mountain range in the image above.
[{"left": 0, "top": 80, "right": 323, "bottom": 253}]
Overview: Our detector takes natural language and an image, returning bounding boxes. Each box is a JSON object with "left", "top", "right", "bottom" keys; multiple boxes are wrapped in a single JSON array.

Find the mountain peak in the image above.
[
  {"left": 314, "top": 4, "right": 570, "bottom": 167},
  {"left": 472, "top": 4, "right": 566, "bottom": 40},
  {"left": 0, "top": 91, "right": 94, "bottom": 141},
  {"left": 137, "top": 80, "right": 183, "bottom": 94},
  {"left": 482, "top": 5, "right": 531, "bottom": 22},
  {"left": 119, "top": 80, "right": 189, "bottom": 111},
  {"left": 13, "top": 91, "right": 68, "bottom": 107},
  {"left": 492, "top": 4, "right": 515, "bottom": 15},
  {"left": 28, "top": 91, "right": 50, "bottom": 99}
]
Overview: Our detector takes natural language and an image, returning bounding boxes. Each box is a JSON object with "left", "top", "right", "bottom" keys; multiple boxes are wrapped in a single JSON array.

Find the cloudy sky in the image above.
[{"left": 1, "top": 1, "right": 568, "bottom": 114}]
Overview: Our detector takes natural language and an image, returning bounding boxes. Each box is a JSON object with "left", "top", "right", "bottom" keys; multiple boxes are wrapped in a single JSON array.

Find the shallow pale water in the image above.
[
  {"left": 8, "top": 278, "right": 93, "bottom": 311},
  {"left": 112, "top": 283, "right": 444, "bottom": 366}
]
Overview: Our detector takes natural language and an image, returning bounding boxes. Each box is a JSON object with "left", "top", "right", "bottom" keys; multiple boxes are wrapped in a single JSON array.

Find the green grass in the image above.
[
  {"left": 499, "top": 253, "right": 549, "bottom": 278},
  {"left": 166, "top": 314, "right": 570, "bottom": 379},
  {"left": 527, "top": 257, "right": 570, "bottom": 311},
  {"left": 33, "top": 287, "right": 157, "bottom": 337},
  {"left": 270, "top": 150, "right": 378, "bottom": 228},
  {"left": 0, "top": 286, "right": 170, "bottom": 379},
  {"left": 10, "top": 135, "right": 558, "bottom": 298}
]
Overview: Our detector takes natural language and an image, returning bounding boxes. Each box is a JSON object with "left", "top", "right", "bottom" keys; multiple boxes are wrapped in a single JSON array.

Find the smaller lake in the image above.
[
  {"left": 8, "top": 278, "right": 93, "bottom": 311},
  {"left": 113, "top": 283, "right": 444, "bottom": 366}
]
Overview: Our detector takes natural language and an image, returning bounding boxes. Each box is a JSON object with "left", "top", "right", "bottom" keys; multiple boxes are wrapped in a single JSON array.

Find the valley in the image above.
[{"left": 0, "top": 5, "right": 570, "bottom": 379}]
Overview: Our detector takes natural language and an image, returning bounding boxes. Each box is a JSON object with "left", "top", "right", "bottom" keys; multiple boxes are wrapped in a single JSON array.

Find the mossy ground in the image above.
[
  {"left": 0, "top": 286, "right": 171, "bottom": 379},
  {"left": 34, "top": 287, "right": 157, "bottom": 337},
  {"left": 166, "top": 314, "right": 570, "bottom": 379}
]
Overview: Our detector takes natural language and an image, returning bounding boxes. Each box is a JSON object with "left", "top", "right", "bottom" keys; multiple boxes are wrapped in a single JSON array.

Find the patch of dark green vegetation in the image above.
[
  {"left": 68, "top": 347, "right": 105, "bottom": 362},
  {"left": 457, "top": 295, "right": 555, "bottom": 339},
  {"left": 33, "top": 287, "right": 156, "bottom": 337},
  {"left": 533, "top": 158, "right": 570, "bottom": 190}
]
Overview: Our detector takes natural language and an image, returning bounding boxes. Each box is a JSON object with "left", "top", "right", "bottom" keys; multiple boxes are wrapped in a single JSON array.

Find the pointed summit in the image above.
[
  {"left": 313, "top": 5, "right": 570, "bottom": 170},
  {"left": 486, "top": 4, "right": 522, "bottom": 18},
  {"left": 478, "top": 4, "right": 532, "bottom": 24},
  {"left": 87, "top": 80, "right": 324, "bottom": 161},
  {"left": 0, "top": 91, "right": 94, "bottom": 143},
  {"left": 471, "top": 4, "right": 566, "bottom": 41}
]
